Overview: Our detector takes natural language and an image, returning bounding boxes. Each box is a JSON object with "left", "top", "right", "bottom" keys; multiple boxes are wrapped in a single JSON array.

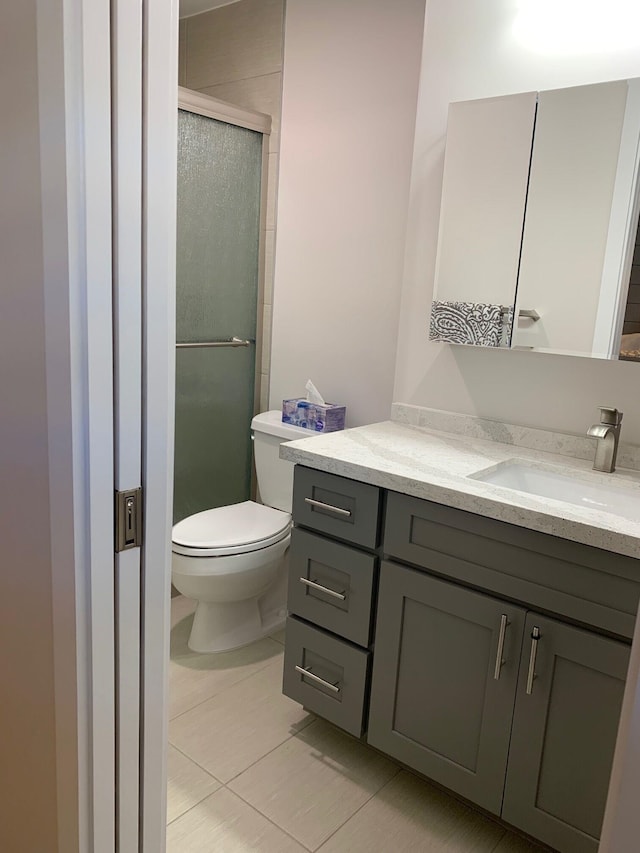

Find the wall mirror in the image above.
[{"left": 429, "top": 79, "right": 640, "bottom": 361}]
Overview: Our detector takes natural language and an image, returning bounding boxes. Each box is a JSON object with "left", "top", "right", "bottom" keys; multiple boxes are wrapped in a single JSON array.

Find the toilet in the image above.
[{"left": 171, "top": 410, "right": 316, "bottom": 653}]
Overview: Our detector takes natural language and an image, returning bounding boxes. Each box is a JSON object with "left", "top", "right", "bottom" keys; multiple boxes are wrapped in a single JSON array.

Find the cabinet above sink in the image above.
[{"left": 429, "top": 79, "right": 640, "bottom": 361}]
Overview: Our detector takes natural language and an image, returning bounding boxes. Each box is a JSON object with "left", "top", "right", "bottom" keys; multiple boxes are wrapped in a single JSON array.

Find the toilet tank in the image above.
[{"left": 251, "top": 411, "right": 318, "bottom": 512}]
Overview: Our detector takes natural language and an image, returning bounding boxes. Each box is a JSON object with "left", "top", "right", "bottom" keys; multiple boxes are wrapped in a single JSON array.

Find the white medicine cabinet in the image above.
[{"left": 430, "top": 79, "right": 640, "bottom": 361}]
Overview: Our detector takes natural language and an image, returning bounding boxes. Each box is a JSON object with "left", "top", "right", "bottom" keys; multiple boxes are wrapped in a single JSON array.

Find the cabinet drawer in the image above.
[
  {"left": 384, "top": 491, "right": 640, "bottom": 639},
  {"left": 288, "top": 528, "right": 376, "bottom": 647},
  {"left": 283, "top": 616, "right": 370, "bottom": 737},
  {"left": 293, "top": 466, "right": 381, "bottom": 549}
]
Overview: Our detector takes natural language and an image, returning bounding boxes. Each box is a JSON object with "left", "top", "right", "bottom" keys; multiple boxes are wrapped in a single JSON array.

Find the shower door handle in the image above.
[{"left": 176, "top": 336, "right": 253, "bottom": 349}]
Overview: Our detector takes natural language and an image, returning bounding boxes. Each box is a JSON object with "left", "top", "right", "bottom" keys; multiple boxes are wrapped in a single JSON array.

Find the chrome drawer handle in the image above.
[
  {"left": 494, "top": 614, "right": 509, "bottom": 681},
  {"left": 299, "top": 577, "right": 346, "bottom": 600},
  {"left": 304, "top": 497, "right": 352, "bottom": 517},
  {"left": 294, "top": 665, "right": 341, "bottom": 693},
  {"left": 526, "top": 627, "right": 541, "bottom": 695}
]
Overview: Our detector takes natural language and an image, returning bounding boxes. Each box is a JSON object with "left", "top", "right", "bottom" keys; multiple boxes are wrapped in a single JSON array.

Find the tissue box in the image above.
[{"left": 282, "top": 398, "right": 346, "bottom": 433}]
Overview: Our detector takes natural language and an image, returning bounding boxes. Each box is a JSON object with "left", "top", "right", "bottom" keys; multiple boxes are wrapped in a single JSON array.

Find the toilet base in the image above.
[{"left": 188, "top": 598, "right": 285, "bottom": 653}]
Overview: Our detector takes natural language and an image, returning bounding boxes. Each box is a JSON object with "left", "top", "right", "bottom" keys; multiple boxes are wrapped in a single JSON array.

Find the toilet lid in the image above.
[{"left": 172, "top": 500, "right": 291, "bottom": 556}]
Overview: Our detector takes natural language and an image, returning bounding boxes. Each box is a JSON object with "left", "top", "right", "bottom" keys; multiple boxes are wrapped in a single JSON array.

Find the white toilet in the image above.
[{"left": 171, "top": 410, "right": 315, "bottom": 653}]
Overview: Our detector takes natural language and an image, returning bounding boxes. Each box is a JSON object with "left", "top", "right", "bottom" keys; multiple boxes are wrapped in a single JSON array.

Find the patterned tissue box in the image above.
[{"left": 282, "top": 399, "right": 346, "bottom": 433}]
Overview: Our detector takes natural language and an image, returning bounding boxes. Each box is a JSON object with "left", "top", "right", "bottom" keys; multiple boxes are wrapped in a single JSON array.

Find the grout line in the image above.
[
  {"left": 225, "top": 782, "right": 313, "bottom": 852},
  {"left": 489, "top": 830, "right": 509, "bottom": 852},
  {"left": 167, "top": 647, "right": 284, "bottom": 723},
  {"left": 223, "top": 784, "right": 313, "bottom": 851},
  {"left": 224, "top": 714, "right": 317, "bottom": 786},
  {"left": 168, "top": 742, "right": 224, "bottom": 786},
  {"left": 166, "top": 786, "right": 220, "bottom": 829},
  {"left": 226, "top": 719, "right": 401, "bottom": 853},
  {"left": 310, "top": 766, "right": 403, "bottom": 852}
]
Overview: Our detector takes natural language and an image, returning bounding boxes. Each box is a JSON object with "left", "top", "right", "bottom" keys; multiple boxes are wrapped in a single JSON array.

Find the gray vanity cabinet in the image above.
[
  {"left": 368, "top": 563, "right": 629, "bottom": 853},
  {"left": 284, "top": 467, "right": 638, "bottom": 853},
  {"left": 368, "top": 561, "right": 526, "bottom": 814},
  {"left": 502, "top": 613, "right": 629, "bottom": 853}
]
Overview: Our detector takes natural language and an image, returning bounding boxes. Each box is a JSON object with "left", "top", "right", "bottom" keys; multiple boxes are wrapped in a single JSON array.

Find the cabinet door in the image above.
[
  {"left": 368, "top": 562, "right": 526, "bottom": 814},
  {"left": 503, "top": 613, "right": 630, "bottom": 853},
  {"left": 430, "top": 91, "right": 537, "bottom": 346}
]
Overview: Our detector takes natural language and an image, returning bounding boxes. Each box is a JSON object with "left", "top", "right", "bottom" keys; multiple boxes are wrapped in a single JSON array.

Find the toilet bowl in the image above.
[{"left": 171, "top": 411, "right": 316, "bottom": 652}]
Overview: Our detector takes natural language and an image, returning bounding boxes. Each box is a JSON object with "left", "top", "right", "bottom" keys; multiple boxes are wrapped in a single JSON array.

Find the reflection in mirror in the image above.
[{"left": 429, "top": 78, "right": 640, "bottom": 361}]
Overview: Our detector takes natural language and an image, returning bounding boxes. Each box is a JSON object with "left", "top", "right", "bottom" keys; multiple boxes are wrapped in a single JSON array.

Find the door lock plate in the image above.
[{"left": 115, "top": 488, "right": 142, "bottom": 552}]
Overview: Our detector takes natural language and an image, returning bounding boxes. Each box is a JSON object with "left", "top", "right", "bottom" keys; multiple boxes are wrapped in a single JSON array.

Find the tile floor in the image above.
[{"left": 167, "top": 595, "right": 547, "bottom": 852}]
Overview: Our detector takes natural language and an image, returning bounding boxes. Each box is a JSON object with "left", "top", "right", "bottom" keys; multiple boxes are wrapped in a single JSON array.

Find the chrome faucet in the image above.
[{"left": 587, "top": 407, "right": 623, "bottom": 473}]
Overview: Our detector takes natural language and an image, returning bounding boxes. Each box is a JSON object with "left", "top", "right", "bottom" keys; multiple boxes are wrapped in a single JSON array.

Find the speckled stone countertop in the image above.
[{"left": 280, "top": 406, "right": 640, "bottom": 560}]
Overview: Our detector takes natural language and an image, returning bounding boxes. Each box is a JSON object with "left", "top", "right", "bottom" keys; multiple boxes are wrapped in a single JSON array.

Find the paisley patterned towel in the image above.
[{"left": 429, "top": 300, "right": 513, "bottom": 347}]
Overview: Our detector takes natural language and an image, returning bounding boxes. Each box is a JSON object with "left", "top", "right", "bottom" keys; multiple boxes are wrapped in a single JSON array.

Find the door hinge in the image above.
[{"left": 115, "top": 488, "right": 143, "bottom": 552}]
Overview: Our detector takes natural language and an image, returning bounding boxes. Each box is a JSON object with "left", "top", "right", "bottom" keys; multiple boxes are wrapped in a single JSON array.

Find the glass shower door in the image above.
[{"left": 174, "top": 109, "right": 263, "bottom": 523}]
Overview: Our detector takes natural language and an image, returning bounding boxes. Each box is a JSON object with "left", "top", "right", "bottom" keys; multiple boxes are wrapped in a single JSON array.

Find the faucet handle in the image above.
[{"left": 598, "top": 406, "right": 623, "bottom": 426}]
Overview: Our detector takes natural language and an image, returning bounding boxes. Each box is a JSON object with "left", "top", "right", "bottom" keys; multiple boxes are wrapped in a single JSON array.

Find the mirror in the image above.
[{"left": 429, "top": 79, "right": 640, "bottom": 361}]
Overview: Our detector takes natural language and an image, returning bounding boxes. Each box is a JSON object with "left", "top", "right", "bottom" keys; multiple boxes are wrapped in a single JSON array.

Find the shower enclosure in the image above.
[{"left": 174, "top": 91, "right": 271, "bottom": 523}]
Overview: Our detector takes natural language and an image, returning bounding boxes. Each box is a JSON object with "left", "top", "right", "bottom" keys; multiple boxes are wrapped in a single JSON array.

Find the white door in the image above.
[
  {"left": 138, "top": 3, "right": 178, "bottom": 852},
  {"left": 112, "top": 1, "right": 178, "bottom": 850},
  {"left": 94, "top": 1, "right": 177, "bottom": 849},
  {"left": 112, "top": 1, "right": 144, "bottom": 850}
]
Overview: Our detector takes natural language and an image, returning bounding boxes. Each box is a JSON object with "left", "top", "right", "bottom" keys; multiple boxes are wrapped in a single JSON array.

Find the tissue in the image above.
[
  {"left": 282, "top": 380, "right": 346, "bottom": 433},
  {"left": 305, "top": 379, "right": 325, "bottom": 406}
]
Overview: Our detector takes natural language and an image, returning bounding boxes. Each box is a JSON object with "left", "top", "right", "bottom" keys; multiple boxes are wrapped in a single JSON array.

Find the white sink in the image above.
[{"left": 472, "top": 460, "right": 640, "bottom": 521}]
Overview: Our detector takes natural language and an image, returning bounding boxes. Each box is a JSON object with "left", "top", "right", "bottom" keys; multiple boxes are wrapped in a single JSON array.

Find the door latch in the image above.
[{"left": 115, "top": 488, "right": 142, "bottom": 552}]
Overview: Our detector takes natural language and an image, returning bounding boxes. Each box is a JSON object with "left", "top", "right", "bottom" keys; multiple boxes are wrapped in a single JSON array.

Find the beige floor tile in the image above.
[
  {"left": 169, "top": 658, "right": 314, "bottom": 783},
  {"left": 166, "top": 787, "right": 305, "bottom": 853},
  {"left": 166, "top": 745, "right": 221, "bottom": 825},
  {"left": 229, "top": 718, "right": 399, "bottom": 850},
  {"left": 493, "top": 832, "right": 547, "bottom": 852},
  {"left": 269, "top": 626, "right": 286, "bottom": 645},
  {"left": 171, "top": 594, "right": 197, "bottom": 628},
  {"left": 170, "top": 599, "right": 283, "bottom": 719},
  {"left": 317, "top": 770, "right": 505, "bottom": 853}
]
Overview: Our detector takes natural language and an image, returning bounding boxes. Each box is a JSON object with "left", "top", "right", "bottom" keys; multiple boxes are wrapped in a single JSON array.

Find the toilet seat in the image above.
[{"left": 172, "top": 500, "right": 291, "bottom": 558}]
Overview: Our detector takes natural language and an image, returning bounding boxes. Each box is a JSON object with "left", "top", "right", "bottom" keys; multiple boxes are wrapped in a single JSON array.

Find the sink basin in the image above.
[{"left": 472, "top": 460, "right": 640, "bottom": 521}]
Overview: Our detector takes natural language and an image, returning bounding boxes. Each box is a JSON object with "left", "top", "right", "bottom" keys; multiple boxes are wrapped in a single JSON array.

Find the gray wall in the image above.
[{"left": 0, "top": 1, "right": 60, "bottom": 850}]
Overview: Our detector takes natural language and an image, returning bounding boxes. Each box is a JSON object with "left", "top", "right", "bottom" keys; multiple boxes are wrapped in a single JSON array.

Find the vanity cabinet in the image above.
[
  {"left": 503, "top": 613, "right": 628, "bottom": 852},
  {"left": 368, "top": 562, "right": 526, "bottom": 815},
  {"left": 283, "top": 466, "right": 638, "bottom": 853},
  {"left": 283, "top": 466, "right": 381, "bottom": 736},
  {"left": 368, "top": 563, "right": 629, "bottom": 852}
]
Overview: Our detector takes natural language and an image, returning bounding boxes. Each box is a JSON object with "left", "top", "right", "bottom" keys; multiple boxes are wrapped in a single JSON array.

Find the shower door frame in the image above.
[{"left": 177, "top": 87, "right": 272, "bottom": 421}]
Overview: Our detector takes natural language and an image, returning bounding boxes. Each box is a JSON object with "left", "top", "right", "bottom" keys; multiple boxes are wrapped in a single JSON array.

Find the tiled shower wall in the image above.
[{"left": 179, "top": 0, "right": 285, "bottom": 411}]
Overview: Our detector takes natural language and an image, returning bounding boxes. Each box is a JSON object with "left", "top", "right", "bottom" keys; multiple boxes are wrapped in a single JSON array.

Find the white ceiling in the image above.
[{"left": 179, "top": 0, "right": 242, "bottom": 19}]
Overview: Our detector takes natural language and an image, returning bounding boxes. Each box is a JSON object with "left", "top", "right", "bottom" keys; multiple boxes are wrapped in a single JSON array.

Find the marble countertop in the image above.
[{"left": 280, "top": 419, "right": 640, "bottom": 559}]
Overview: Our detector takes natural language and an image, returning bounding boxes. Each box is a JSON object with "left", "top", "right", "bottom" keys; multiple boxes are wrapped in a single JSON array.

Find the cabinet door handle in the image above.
[
  {"left": 304, "top": 497, "right": 352, "bottom": 517},
  {"left": 299, "top": 577, "right": 346, "bottom": 600},
  {"left": 494, "top": 614, "right": 509, "bottom": 681},
  {"left": 526, "top": 627, "right": 541, "bottom": 695},
  {"left": 294, "top": 665, "right": 341, "bottom": 693}
]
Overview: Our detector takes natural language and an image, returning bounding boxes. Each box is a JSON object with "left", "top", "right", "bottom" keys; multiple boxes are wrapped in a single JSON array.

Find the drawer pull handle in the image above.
[
  {"left": 526, "top": 627, "right": 541, "bottom": 695},
  {"left": 304, "top": 497, "right": 352, "bottom": 517},
  {"left": 294, "top": 665, "right": 341, "bottom": 693},
  {"left": 494, "top": 614, "right": 509, "bottom": 681},
  {"left": 299, "top": 577, "right": 347, "bottom": 601}
]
